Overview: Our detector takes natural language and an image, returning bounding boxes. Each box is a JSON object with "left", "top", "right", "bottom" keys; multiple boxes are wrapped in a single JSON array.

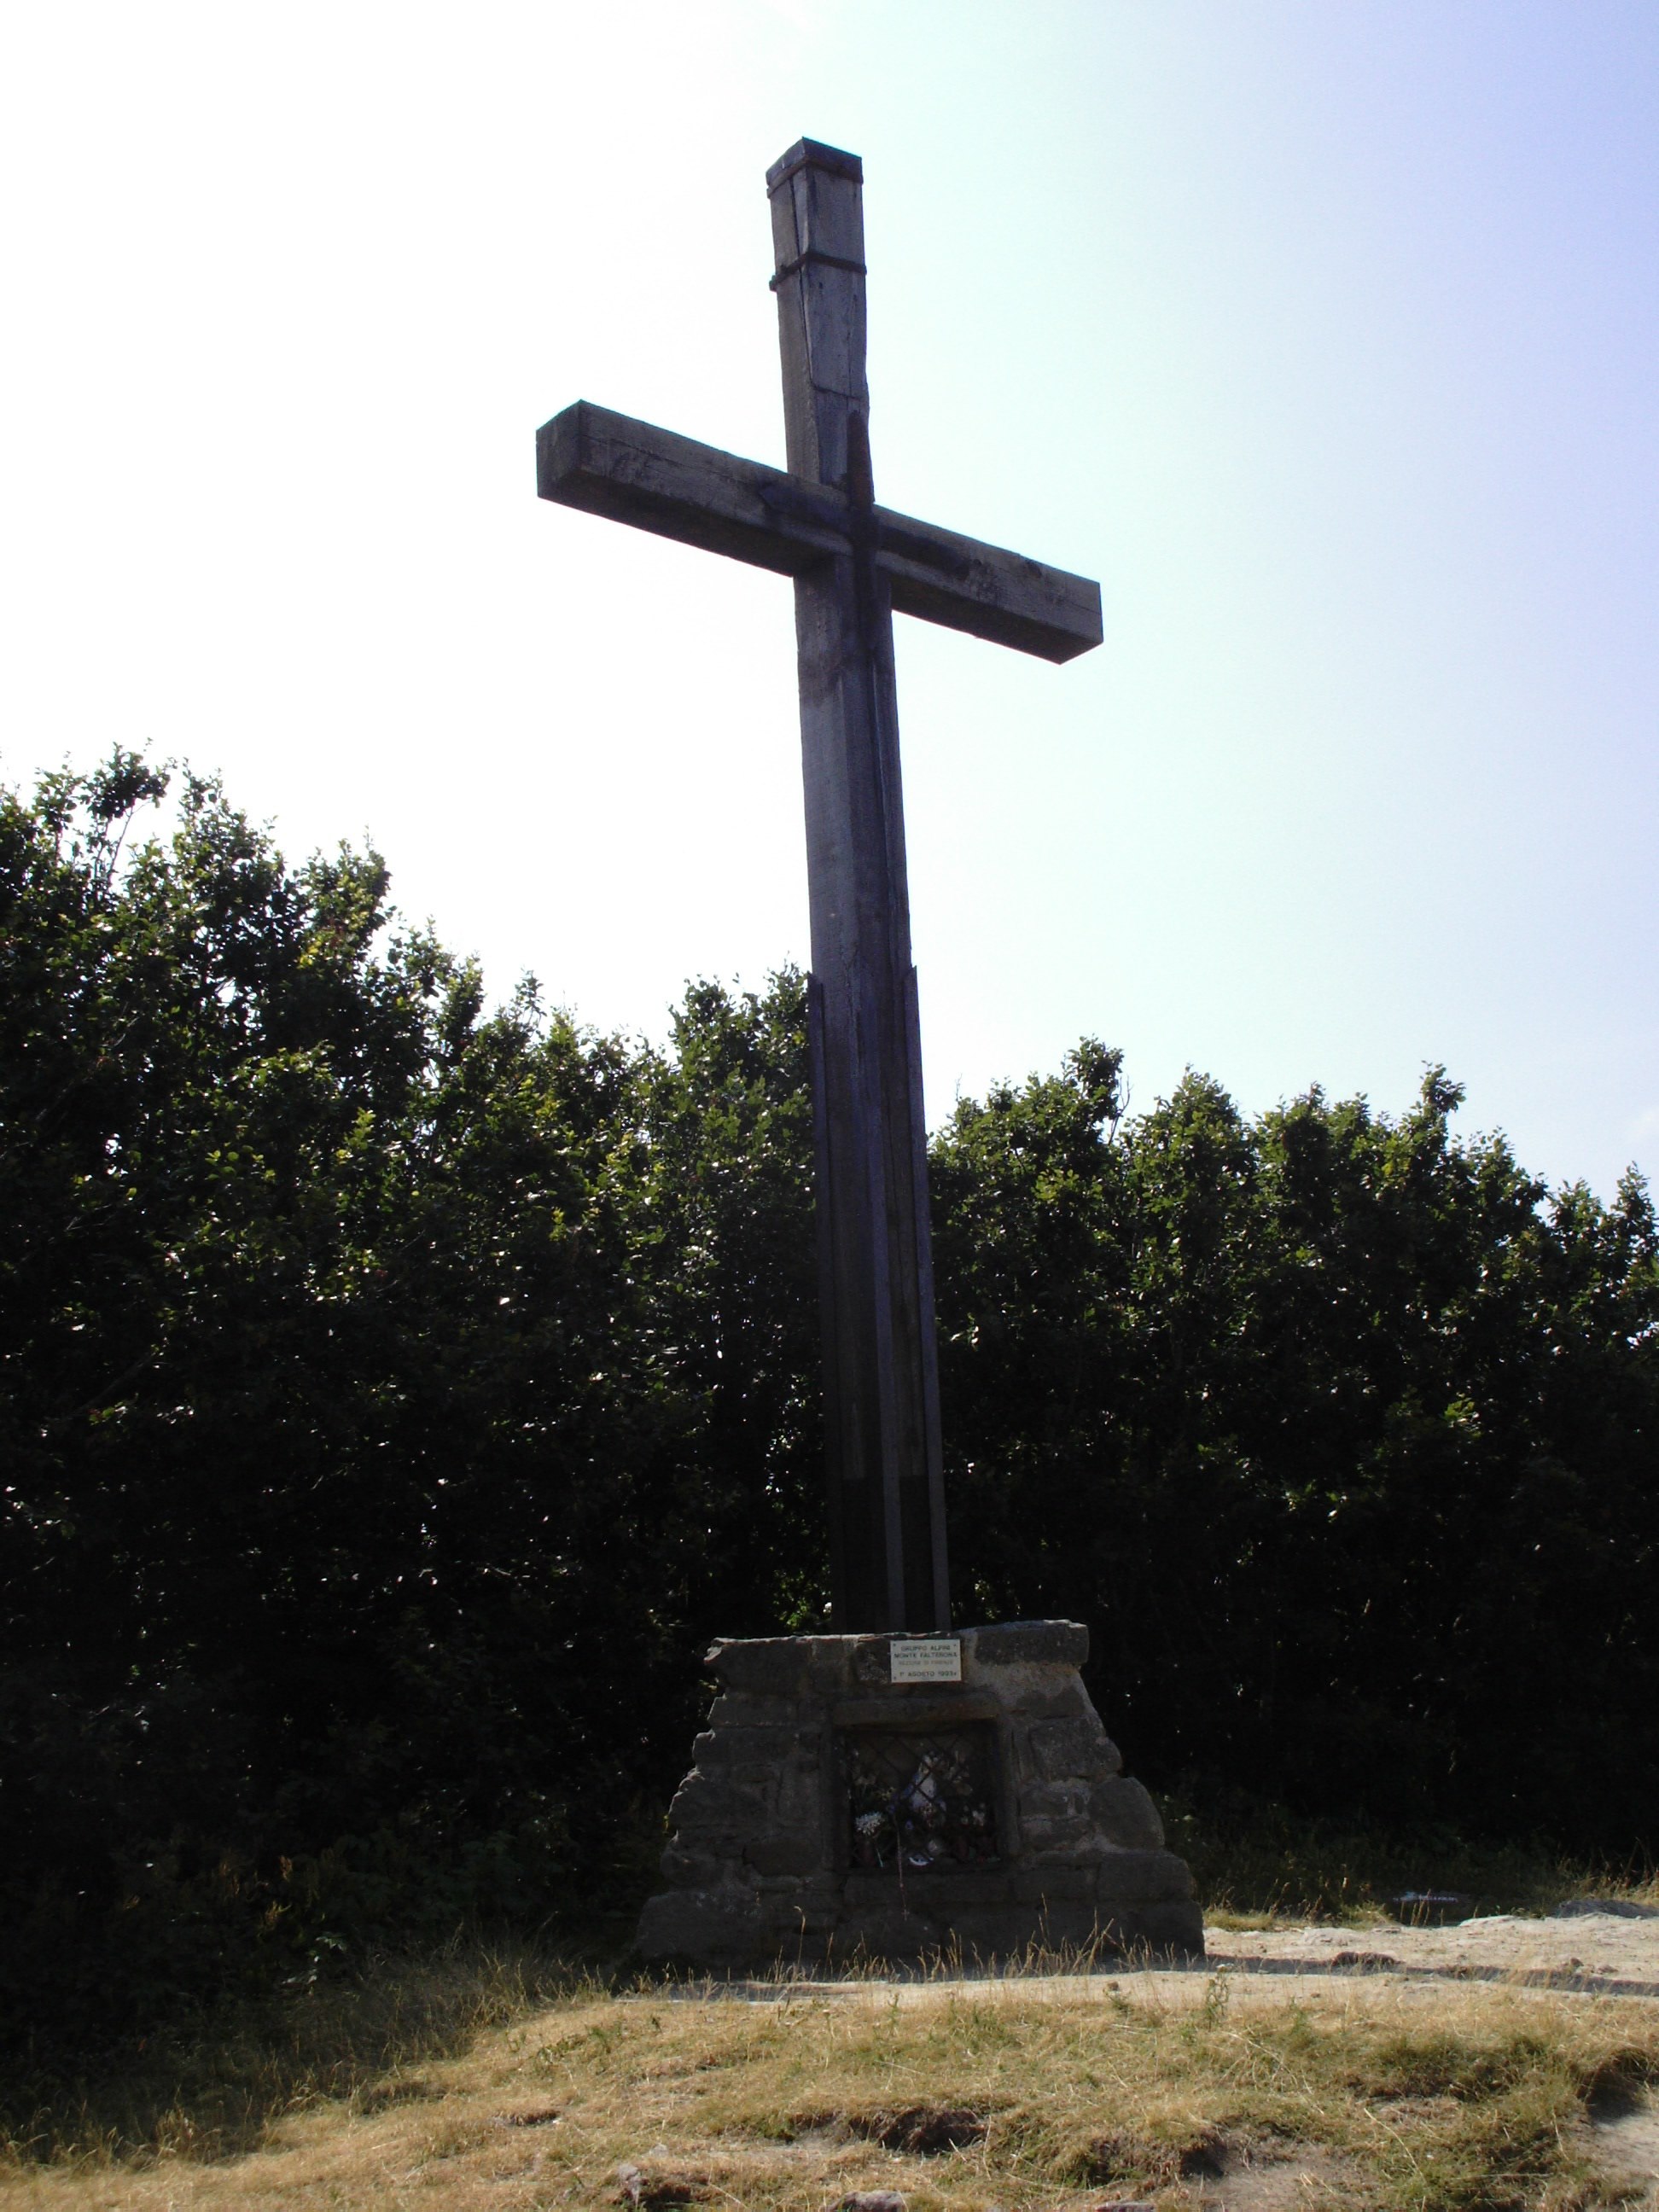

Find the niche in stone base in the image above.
[
  {"left": 634, "top": 1621, "right": 1205, "bottom": 1967},
  {"left": 840, "top": 1723, "right": 1002, "bottom": 1873}
]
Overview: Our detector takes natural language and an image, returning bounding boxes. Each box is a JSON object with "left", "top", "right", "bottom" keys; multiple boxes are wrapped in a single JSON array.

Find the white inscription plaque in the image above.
[{"left": 889, "top": 1638, "right": 962, "bottom": 1684}]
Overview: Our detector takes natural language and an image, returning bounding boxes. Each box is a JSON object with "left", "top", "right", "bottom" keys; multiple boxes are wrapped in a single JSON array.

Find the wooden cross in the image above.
[{"left": 537, "top": 139, "right": 1101, "bottom": 1633}]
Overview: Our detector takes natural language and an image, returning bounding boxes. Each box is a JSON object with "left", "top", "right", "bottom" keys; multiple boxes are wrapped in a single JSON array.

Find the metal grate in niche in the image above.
[{"left": 841, "top": 1724, "right": 1000, "bottom": 1871}]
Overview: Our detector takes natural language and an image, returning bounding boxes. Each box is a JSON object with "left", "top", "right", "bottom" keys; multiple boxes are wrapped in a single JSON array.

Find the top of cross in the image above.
[{"left": 766, "top": 137, "right": 863, "bottom": 189}]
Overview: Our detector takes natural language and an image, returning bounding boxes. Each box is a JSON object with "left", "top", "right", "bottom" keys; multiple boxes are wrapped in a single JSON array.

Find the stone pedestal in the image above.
[{"left": 636, "top": 1621, "right": 1202, "bottom": 1966}]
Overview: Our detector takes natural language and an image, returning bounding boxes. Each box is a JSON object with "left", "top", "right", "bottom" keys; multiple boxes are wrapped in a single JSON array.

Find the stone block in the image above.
[
  {"left": 670, "top": 1837, "right": 753, "bottom": 1868},
  {"left": 969, "top": 1620, "right": 1089, "bottom": 1669},
  {"left": 660, "top": 1841, "right": 731, "bottom": 1889},
  {"left": 636, "top": 1886, "right": 764, "bottom": 1962},
  {"left": 1020, "top": 1779, "right": 1089, "bottom": 1819},
  {"left": 1138, "top": 1899, "right": 1206, "bottom": 1958},
  {"left": 637, "top": 1624, "right": 1196, "bottom": 1970},
  {"left": 892, "top": 1868, "right": 1014, "bottom": 1907},
  {"left": 831, "top": 1691, "right": 992, "bottom": 1730},
  {"left": 800, "top": 1638, "right": 858, "bottom": 1694},
  {"left": 1092, "top": 1906, "right": 1142, "bottom": 1953},
  {"left": 667, "top": 1767, "right": 774, "bottom": 1833},
  {"left": 1027, "top": 1901, "right": 1109, "bottom": 1950},
  {"left": 1087, "top": 1900, "right": 1203, "bottom": 1960},
  {"left": 744, "top": 1833, "right": 822, "bottom": 1877},
  {"left": 724, "top": 1761, "right": 788, "bottom": 1792},
  {"left": 773, "top": 1761, "right": 826, "bottom": 1831},
  {"left": 1004, "top": 1682, "right": 1091, "bottom": 1720},
  {"left": 706, "top": 1638, "right": 810, "bottom": 1697},
  {"left": 835, "top": 1907, "right": 944, "bottom": 1959},
  {"left": 1018, "top": 1813, "right": 1097, "bottom": 1856},
  {"left": 706, "top": 1691, "right": 799, "bottom": 1727},
  {"left": 665, "top": 1770, "right": 714, "bottom": 1827},
  {"left": 759, "top": 1891, "right": 839, "bottom": 1936},
  {"left": 1090, "top": 1775, "right": 1165, "bottom": 1848},
  {"left": 696, "top": 1724, "right": 810, "bottom": 1765},
  {"left": 943, "top": 1909, "right": 1038, "bottom": 1958},
  {"left": 848, "top": 1636, "right": 896, "bottom": 1689},
  {"left": 1011, "top": 1865, "right": 1097, "bottom": 1905},
  {"left": 1026, "top": 1714, "right": 1115, "bottom": 1779},
  {"left": 841, "top": 1871, "right": 900, "bottom": 1910},
  {"left": 1094, "top": 1848, "right": 1196, "bottom": 1905}
]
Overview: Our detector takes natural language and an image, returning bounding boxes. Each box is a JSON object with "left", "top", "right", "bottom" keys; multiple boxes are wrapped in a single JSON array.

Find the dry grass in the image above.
[
  {"left": 0, "top": 1943, "right": 601, "bottom": 2173},
  {"left": 5, "top": 1953, "right": 1659, "bottom": 2212}
]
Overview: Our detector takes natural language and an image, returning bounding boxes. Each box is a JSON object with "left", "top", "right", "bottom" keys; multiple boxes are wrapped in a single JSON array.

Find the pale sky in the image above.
[{"left": 2, "top": 2, "right": 1655, "bottom": 1198}]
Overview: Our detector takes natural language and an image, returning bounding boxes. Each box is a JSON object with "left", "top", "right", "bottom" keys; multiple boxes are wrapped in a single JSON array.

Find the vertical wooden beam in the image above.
[{"left": 766, "top": 139, "right": 951, "bottom": 1633}]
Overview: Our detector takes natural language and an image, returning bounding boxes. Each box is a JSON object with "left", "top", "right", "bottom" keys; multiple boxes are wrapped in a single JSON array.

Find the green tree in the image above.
[
  {"left": 6, "top": 752, "right": 1657, "bottom": 2065},
  {"left": 932, "top": 1051, "right": 1659, "bottom": 1844},
  {"left": 0, "top": 758, "right": 817, "bottom": 2054}
]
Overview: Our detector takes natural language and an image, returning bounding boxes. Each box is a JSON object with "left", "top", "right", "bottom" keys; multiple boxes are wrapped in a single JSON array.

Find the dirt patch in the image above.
[
  {"left": 792, "top": 2103, "right": 987, "bottom": 2153},
  {"left": 1075, "top": 2124, "right": 1229, "bottom": 2187},
  {"left": 1586, "top": 2087, "right": 1659, "bottom": 2189},
  {"left": 1072, "top": 2127, "right": 1365, "bottom": 2207},
  {"left": 857, "top": 2105, "right": 987, "bottom": 2154},
  {"left": 615, "top": 2160, "right": 715, "bottom": 2207},
  {"left": 1189, "top": 2141, "right": 1363, "bottom": 2209},
  {"left": 1211, "top": 1909, "right": 1659, "bottom": 1992}
]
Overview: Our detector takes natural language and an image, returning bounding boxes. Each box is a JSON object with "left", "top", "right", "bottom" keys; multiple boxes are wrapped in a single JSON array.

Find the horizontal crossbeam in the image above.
[{"left": 537, "top": 401, "right": 1103, "bottom": 665}]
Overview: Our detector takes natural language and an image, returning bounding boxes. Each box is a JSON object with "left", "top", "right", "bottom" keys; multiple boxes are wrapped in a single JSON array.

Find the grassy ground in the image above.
[
  {"left": 3, "top": 1956, "right": 1658, "bottom": 2211},
  {"left": 4, "top": 1824, "right": 1655, "bottom": 2209},
  {"left": 0, "top": 1944, "right": 590, "bottom": 2171}
]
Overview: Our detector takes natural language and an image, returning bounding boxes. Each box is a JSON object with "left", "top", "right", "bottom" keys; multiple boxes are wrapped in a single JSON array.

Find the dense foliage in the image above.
[
  {"left": 934, "top": 1045, "right": 1659, "bottom": 1848},
  {"left": 4, "top": 758, "right": 1656, "bottom": 2054}
]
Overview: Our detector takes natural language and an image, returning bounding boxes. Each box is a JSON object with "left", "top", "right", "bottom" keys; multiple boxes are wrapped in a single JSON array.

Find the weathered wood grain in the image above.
[
  {"left": 879, "top": 513, "right": 1101, "bottom": 663},
  {"left": 535, "top": 402, "right": 841, "bottom": 575},
  {"left": 538, "top": 403, "right": 1101, "bottom": 663},
  {"left": 768, "top": 140, "right": 954, "bottom": 1635}
]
